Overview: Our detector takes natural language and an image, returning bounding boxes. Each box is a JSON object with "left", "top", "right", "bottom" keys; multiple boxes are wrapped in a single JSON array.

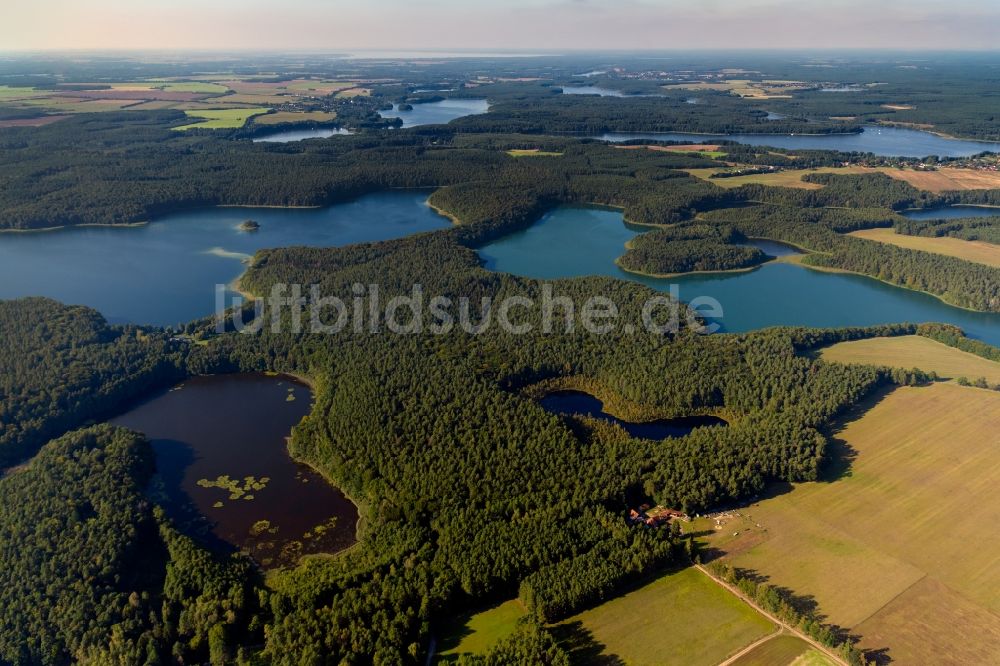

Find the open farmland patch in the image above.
[
  {"left": 693, "top": 383, "right": 1000, "bottom": 663},
  {"left": 555, "top": 567, "right": 776, "bottom": 666},
  {"left": 850, "top": 228, "right": 1000, "bottom": 267},
  {"left": 820, "top": 335, "right": 1000, "bottom": 382},
  {"left": 436, "top": 600, "right": 526, "bottom": 660},
  {"left": 253, "top": 111, "right": 338, "bottom": 126},
  {"left": 173, "top": 107, "right": 270, "bottom": 130}
]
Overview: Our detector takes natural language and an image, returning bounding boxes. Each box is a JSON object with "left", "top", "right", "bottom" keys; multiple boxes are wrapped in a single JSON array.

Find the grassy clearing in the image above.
[
  {"left": 730, "top": 634, "right": 834, "bottom": 666},
  {"left": 436, "top": 599, "right": 526, "bottom": 660},
  {"left": 173, "top": 108, "right": 270, "bottom": 130},
  {"left": 618, "top": 144, "right": 727, "bottom": 159},
  {"left": 820, "top": 335, "right": 1000, "bottom": 383},
  {"left": 506, "top": 149, "right": 563, "bottom": 157},
  {"left": 254, "top": 111, "right": 338, "bottom": 126},
  {"left": 791, "top": 649, "right": 841, "bottom": 666},
  {"left": 335, "top": 87, "right": 372, "bottom": 98},
  {"left": 0, "top": 86, "right": 45, "bottom": 100},
  {"left": 556, "top": 567, "right": 775, "bottom": 666},
  {"left": 694, "top": 383, "right": 1000, "bottom": 662},
  {"left": 684, "top": 166, "right": 875, "bottom": 189},
  {"left": 851, "top": 228, "right": 1000, "bottom": 267}
]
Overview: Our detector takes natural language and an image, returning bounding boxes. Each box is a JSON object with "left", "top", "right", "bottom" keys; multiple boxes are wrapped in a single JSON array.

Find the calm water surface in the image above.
[
  {"left": 111, "top": 373, "right": 357, "bottom": 569},
  {"left": 253, "top": 127, "right": 351, "bottom": 143},
  {"left": 595, "top": 126, "right": 1000, "bottom": 158},
  {"left": 478, "top": 207, "right": 1000, "bottom": 345},
  {"left": 539, "top": 390, "right": 726, "bottom": 439},
  {"left": 0, "top": 190, "right": 451, "bottom": 326},
  {"left": 901, "top": 205, "right": 1000, "bottom": 221},
  {"left": 379, "top": 99, "right": 489, "bottom": 127},
  {"left": 561, "top": 86, "right": 627, "bottom": 97}
]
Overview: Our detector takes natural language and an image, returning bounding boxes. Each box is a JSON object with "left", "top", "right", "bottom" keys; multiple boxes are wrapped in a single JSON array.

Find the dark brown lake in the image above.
[
  {"left": 539, "top": 390, "right": 727, "bottom": 440},
  {"left": 111, "top": 373, "right": 356, "bottom": 569}
]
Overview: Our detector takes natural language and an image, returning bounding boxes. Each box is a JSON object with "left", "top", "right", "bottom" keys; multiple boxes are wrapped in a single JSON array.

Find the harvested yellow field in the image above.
[
  {"left": 694, "top": 383, "right": 1000, "bottom": 664},
  {"left": 850, "top": 227, "right": 1000, "bottom": 267},
  {"left": 820, "top": 335, "right": 1000, "bottom": 383},
  {"left": 878, "top": 167, "right": 1000, "bottom": 193},
  {"left": 686, "top": 163, "right": 1000, "bottom": 193},
  {"left": 853, "top": 577, "right": 1000, "bottom": 665},
  {"left": 253, "top": 111, "right": 338, "bottom": 126}
]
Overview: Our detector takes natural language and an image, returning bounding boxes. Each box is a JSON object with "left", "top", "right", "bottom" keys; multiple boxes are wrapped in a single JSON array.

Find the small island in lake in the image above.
[{"left": 238, "top": 219, "right": 261, "bottom": 232}]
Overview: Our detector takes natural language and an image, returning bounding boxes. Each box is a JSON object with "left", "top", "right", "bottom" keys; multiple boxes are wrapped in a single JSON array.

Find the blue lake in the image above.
[
  {"left": 379, "top": 99, "right": 489, "bottom": 128},
  {"left": 561, "top": 86, "right": 627, "bottom": 97},
  {"left": 478, "top": 207, "right": 1000, "bottom": 345},
  {"left": 253, "top": 127, "right": 351, "bottom": 143},
  {"left": 595, "top": 126, "right": 1000, "bottom": 158},
  {"left": 0, "top": 191, "right": 451, "bottom": 326},
  {"left": 901, "top": 205, "right": 1000, "bottom": 221}
]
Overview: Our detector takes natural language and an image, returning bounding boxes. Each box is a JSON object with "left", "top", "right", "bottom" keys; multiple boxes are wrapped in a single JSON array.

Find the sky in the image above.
[{"left": 5, "top": 0, "right": 1000, "bottom": 51}]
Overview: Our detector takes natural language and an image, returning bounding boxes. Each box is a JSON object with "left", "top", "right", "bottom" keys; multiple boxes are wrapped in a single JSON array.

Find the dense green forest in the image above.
[
  {"left": 617, "top": 224, "right": 768, "bottom": 275},
  {"left": 0, "top": 298, "right": 185, "bottom": 467},
  {"left": 697, "top": 204, "right": 1000, "bottom": 311},
  {"left": 0, "top": 424, "right": 262, "bottom": 665},
  {"left": 895, "top": 214, "right": 1000, "bottom": 244}
]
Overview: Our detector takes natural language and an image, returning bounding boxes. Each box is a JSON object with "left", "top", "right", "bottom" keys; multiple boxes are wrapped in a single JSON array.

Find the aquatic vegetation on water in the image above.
[{"left": 196, "top": 474, "right": 271, "bottom": 501}]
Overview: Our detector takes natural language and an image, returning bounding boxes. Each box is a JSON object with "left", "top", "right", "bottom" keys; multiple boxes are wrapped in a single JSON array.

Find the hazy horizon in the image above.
[{"left": 6, "top": 0, "right": 1000, "bottom": 52}]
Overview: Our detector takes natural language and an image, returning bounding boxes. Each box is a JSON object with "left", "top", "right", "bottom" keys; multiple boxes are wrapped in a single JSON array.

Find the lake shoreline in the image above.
[{"left": 776, "top": 254, "right": 994, "bottom": 315}]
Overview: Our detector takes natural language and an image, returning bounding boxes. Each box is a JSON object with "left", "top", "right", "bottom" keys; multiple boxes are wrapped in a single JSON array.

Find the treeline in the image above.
[
  {"left": 701, "top": 204, "right": 1000, "bottom": 312},
  {"left": 0, "top": 298, "right": 186, "bottom": 468},
  {"left": 618, "top": 223, "right": 767, "bottom": 275},
  {"left": 706, "top": 562, "right": 867, "bottom": 666},
  {"left": 518, "top": 514, "right": 681, "bottom": 622},
  {"left": 916, "top": 322, "right": 1000, "bottom": 363},
  {"left": 895, "top": 215, "right": 1000, "bottom": 244}
]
